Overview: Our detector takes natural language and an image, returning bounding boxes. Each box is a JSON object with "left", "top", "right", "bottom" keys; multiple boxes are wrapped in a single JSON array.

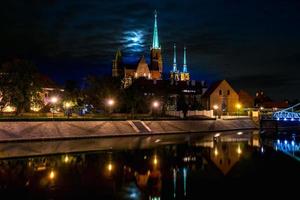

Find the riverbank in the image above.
[{"left": 0, "top": 119, "right": 257, "bottom": 143}]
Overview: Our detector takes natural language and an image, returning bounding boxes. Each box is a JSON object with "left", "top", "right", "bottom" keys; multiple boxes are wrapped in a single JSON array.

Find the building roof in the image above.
[{"left": 202, "top": 80, "right": 224, "bottom": 98}]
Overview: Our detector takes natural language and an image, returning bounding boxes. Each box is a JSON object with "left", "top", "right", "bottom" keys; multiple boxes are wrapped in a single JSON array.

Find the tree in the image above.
[
  {"left": 0, "top": 59, "right": 42, "bottom": 115},
  {"left": 177, "top": 94, "right": 189, "bottom": 118},
  {"left": 83, "top": 76, "right": 122, "bottom": 112}
]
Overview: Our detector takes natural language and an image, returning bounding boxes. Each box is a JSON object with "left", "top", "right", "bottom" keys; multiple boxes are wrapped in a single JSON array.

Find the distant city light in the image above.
[
  {"left": 213, "top": 105, "right": 219, "bottom": 110},
  {"left": 237, "top": 131, "right": 243, "bottom": 135},
  {"left": 236, "top": 103, "right": 241, "bottom": 109}
]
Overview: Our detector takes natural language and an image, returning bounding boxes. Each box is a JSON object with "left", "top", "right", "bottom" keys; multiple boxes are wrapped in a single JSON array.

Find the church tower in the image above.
[
  {"left": 150, "top": 10, "right": 163, "bottom": 79},
  {"left": 112, "top": 49, "right": 123, "bottom": 77},
  {"left": 180, "top": 46, "right": 190, "bottom": 81},
  {"left": 170, "top": 43, "right": 180, "bottom": 81}
]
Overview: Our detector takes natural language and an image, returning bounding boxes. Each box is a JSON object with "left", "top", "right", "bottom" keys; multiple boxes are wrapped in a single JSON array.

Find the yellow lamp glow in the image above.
[{"left": 49, "top": 170, "right": 55, "bottom": 180}]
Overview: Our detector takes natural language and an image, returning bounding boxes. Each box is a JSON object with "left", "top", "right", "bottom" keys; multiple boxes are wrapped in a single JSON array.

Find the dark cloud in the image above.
[{"left": 0, "top": 0, "right": 300, "bottom": 100}]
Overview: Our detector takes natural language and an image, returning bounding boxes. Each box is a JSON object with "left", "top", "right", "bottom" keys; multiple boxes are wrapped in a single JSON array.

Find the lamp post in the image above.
[
  {"left": 65, "top": 102, "right": 71, "bottom": 119},
  {"left": 236, "top": 103, "right": 241, "bottom": 116},
  {"left": 152, "top": 100, "right": 160, "bottom": 118},
  {"left": 106, "top": 98, "right": 115, "bottom": 116},
  {"left": 50, "top": 96, "right": 58, "bottom": 119},
  {"left": 213, "top": 104, "right": 219, "bottom": 119}
]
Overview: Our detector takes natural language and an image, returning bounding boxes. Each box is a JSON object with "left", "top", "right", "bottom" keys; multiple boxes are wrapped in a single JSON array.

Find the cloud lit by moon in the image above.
[{"left": 122, "top": 30, "right": 145, "bottom": 52}]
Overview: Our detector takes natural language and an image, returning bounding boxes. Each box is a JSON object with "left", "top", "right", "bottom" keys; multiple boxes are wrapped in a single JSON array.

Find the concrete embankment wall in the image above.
[{"left": 0, "top": 119, "right": 257, "bottom": 142}]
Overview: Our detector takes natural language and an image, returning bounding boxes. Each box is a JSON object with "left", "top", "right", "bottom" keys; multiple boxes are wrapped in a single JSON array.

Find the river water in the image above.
[{"left": 0, "top": 130, "right": 299, "bottom": 199}]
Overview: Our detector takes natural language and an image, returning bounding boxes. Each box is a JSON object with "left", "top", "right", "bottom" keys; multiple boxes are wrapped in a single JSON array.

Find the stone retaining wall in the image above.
[{"left": 0, "top": 119, "right": 257, "bottom": 142}]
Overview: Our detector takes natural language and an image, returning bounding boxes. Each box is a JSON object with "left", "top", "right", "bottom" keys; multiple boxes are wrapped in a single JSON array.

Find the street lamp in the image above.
[
  {"left": 151, "top": 100, "right": 160, "bottom": 117},
  {"left": 236, "top": 103, "right": 241, "bottom": 116},
  {"left": 106, "top": 98, "right": 115, "bottom": 114},
  {"left": 213, "top": 104, "right": 219, "bottom": 118},
  {"left": 152, "top": 101, "right": 159, "bottom": 108},
  {"left": 65, "top": 102, "right": 71, "bottom": 119},
  {"left": 50, "top": 96, "right": 59, "bottom": 119}
]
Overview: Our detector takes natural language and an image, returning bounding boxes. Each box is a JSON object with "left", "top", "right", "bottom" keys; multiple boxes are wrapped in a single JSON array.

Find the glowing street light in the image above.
[
  {"left": 213, "top": 105, "right": 219, "bottom": 110},
  {"left": 151, "top": 101, "right": 160, "bottom": 118},
  {"left": 213, "top": 104, "right": 219, "bottom": 118},
  {"left": 65, "top": 102, "right": 71, "bottom": 108},
  {"left": 236, "top": 103, "right": 242, "bottom": 116},
  {"left": 152, "top": 101, "right": 159, "bottom": 108},
  {"left": 50, "top": 96, "right": 59, "bottom": 119},
  {"left": 107, "top": 99, "right": 115, "bottom": 106},
  {"left": 50, "top": 96, "right": 58, "bottom": 104},
  {"left": 106, "top": 98, "right": 115, "bottom": 114},
  {"left": 64, "top": 102, "right": 72, "bottom": 119}
]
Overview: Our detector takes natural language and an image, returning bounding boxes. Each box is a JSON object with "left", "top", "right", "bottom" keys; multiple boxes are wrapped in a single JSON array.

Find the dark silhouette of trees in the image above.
[
  {"left": 0, "top": 59, "right": 42, "bottom": 115},
  {"left": 83, "top": 76, "right": 122, "bottom": 112}
]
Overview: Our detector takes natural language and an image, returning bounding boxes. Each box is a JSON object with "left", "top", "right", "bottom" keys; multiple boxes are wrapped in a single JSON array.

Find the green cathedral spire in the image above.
[
  {"left": 173, "top": 43, "right": 177, "bottom": 72},
  {"left": 152, "top": 10, "right": 160, "bottom": 49},
  {"left": 183, "top": 46, "right": 187, "bottom": 73}
]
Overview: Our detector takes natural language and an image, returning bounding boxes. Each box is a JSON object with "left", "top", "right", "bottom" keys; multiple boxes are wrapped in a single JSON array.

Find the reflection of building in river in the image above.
[{"left": 210, "top": 142, "right": 244, "bottom": 175}]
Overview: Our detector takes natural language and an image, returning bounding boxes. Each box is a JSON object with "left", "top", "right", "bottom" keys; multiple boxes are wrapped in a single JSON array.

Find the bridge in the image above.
[{"left": 273, "top": 103, "right": 300, "bottom": 121}]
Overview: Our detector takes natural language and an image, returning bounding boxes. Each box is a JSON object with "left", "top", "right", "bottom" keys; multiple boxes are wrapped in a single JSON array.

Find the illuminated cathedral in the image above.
[
  {"left": 112, "top": 11, "right": 162, "bottom": 87},
  {"left": 112, "top": 11, "right": 190, "bottom": 87}
]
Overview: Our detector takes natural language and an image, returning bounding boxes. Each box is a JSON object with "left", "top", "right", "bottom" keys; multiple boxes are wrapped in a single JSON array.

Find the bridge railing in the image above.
[{"left": 272, "top": 103, "right": 300, "bottom": 121}]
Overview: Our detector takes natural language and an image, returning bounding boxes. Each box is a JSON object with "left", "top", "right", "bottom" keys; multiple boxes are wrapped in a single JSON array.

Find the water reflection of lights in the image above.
[
  {"left": 183, "top": 156, "right": 196, "bottom": 162},
  {"left": 153, "top": 155, "right": 158, "bottom": 166},
  {"left": 183, "top": 168, "right": 187, "bottom": 197},
  {"left": 173, "top": 168, "right": 176, "bottom": 198},
  {"left": 237, "top": 145, "right": 242, "bottom": 155},
  {"left": 64, "top": 155, "right": 69, "bottom": 163},
  {"left": 261, "top": 146, "right": 264, "bottom": 153},
  {"left": 107, "top": 163, "right": 113, "bottom": 172},
  {"left": 49, "top": 170, "right": 55, "bottom": 180},
  {"left": 274, "top": 139, "right": 300, "bottom": 161},
  {"left": 214, "top": 148, "right": 218, "bottom": 156}
]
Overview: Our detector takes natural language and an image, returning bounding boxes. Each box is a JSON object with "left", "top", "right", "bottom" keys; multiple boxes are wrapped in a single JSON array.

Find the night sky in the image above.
[{"left": 1, "top": 0, "right": 300, "bottom": 100}]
